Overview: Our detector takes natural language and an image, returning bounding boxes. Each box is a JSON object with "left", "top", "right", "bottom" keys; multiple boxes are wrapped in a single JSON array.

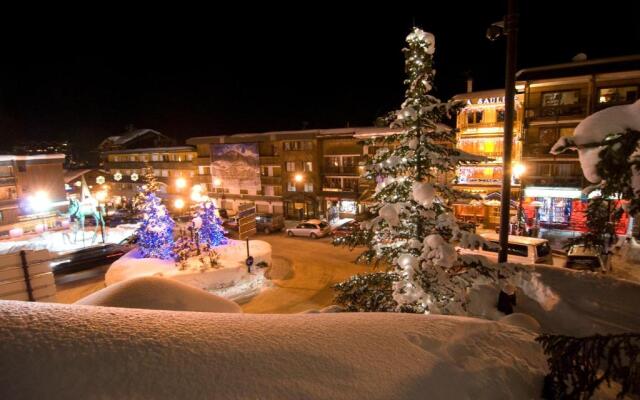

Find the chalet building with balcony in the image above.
[
  {"left": 187, "top": 127, "right": 397, "bottom": 220},
  {"left": 98, "top": 129, "right": 196, "bottom": 208},
  {"left": 451, "top": 88, "right": 524, "bottom": 228},
  {"left": 517, "top": 54, "right": 640, "bottom": 231},
  {"left": 0, "top": 154, "right": 66, "bottom": 234}
]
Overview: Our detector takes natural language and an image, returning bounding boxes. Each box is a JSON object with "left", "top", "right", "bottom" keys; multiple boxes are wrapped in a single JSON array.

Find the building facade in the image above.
[
  {"left": 517, "top": 55, "right": 640, "bottom": 232},
  {"left": 98, "top": 129, "right": 197, "bottom": 209},
  {"left": 187, "top": 127, "right": 395, "bottom": 220},
  {"left": 0, "top": 154, "right": 66, "bottom": 233},
  {"left": 452, "top": 89, "right": 524, "bottom": 228}
]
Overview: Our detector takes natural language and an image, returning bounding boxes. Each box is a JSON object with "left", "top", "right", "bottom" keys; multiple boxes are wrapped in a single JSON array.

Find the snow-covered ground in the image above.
[
  {"left": 105, "top": 239, "right": 272, "bottom": 301},
  {"left": 0, "top": 300, "right": 548, "bottom": 400},
  {"left": 76, "top": 276, "right": 242, "bottom": 313},
  {"left": 0, "top": 224, "right": 137, "bottom": 256}
]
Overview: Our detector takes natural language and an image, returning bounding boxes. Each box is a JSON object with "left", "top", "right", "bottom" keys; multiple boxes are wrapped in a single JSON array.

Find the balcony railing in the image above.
[
  {"left": 525, "top": 103, "right": 586, "bottom": 121},
  {"left": 323, "top": 166, "right": 359, "bottom": 175},
  {"left": 260, "top": 176, "right": 282, "bottom": 185},
  {"left": 0, "top": 176, "right": 16, "bottom": 186},
  {"left": 259, "top": 156, "right": 280, "bottom": 165},
  {"left": 458, "top": 121, "right": 506, "bottom": 130}
]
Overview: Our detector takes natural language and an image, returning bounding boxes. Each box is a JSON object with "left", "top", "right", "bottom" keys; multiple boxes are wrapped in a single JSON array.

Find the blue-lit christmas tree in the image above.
[
  {"left": 194, "top": 200, "right": 227, "bottom": 247},
  {"left": 136, "top": 192, "right": 175, "bottom": 259}
]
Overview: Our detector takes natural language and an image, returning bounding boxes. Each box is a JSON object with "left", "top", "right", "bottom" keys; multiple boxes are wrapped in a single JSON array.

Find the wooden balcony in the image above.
[
  {"left": 0, "top": 176, "right": 16, "bottom": 187},
  {"left": 259, "top": 156, "right": 281, "bottom": 165}
]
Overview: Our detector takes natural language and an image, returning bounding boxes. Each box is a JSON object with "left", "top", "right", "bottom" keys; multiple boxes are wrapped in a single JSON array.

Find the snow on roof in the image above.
[
  {"left": 516, "top": 54, "right": 640, "bottom": 81},
  {"left": 0, "top": 300, "right": 547, "bottom": 399},
  {"left": 98, "top": 129, "right": 171, "bottom": 149}
]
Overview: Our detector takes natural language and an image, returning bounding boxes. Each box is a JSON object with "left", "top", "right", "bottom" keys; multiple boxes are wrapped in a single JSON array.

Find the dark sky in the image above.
[{"left": 1, "top": 2, "right": 638, "bottom": 154}]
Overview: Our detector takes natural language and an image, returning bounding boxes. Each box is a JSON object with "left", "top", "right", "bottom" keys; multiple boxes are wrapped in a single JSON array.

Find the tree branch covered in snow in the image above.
[
  {"left": 537, "top": 333, "right": 640, "bottom": 399},
  {"left": 551, "top": 101, "right": 640, "bottom": 254},
  {"left": 333, "top": 27, "right": 522, "bottom": 315}
]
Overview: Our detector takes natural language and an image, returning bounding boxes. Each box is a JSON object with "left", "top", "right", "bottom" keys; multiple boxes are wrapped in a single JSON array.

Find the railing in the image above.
[
  {"left": 323, "top": 166, "right": 359, "bottom": 175},
  {"left": 259, "top": 156, "right": 280, "bottom": 165},
  {"left": 0, "top": 176, "right": 16, "bottom": 186},
  {"left": 525, "top": 103, "right": 586, "bottom": 121},
  {"left": 260, "top": 176, "right": 282, "bottom": 185},
  {"left": 458, "top": 121, "right": 506, "bottom": 130}
]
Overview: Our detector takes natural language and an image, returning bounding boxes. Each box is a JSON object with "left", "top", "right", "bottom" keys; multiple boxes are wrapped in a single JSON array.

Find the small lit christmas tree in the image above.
[
  {"left": 194, "top": 199, "right": 228, "bottom": 247},
  {"left": 133, "top": 168, "right": 160, "bottom": 211},
  {"left": 136, "top": 192, "right": 175, "bottom": 260}
]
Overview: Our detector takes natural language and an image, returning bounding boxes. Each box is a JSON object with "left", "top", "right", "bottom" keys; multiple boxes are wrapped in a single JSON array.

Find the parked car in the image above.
[
  {"left": 460, "top": 233, "right": 553, "bottom": 265},
  {"left": 51, "top": 239, "right": 135, "bottom": 274},
  {"left": 331, "top": 220, "right": 359, "bottom": 238},
  {"left": 286, "top": 220, "right": 331, "bottom": 239},
  {"left": 564, "top": 245, "right": 607, "bottom": 272},
  {"left": 256, "top": 214, "right": 285, "bottom": 234}
]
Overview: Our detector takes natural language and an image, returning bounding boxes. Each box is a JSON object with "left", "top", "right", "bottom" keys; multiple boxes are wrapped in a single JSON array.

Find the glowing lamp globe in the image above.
[
  {"left": 174, "top": 198, "right": 185, "bottom": 209},
  {"left": 176, "top": 177, "right": 187, "bottom": 189},
  {"left": 294, "top": 174, "right": 303, "bottom": 183},
  {"left": 96, "top": 176, "right": 105, "bottom": 185}
]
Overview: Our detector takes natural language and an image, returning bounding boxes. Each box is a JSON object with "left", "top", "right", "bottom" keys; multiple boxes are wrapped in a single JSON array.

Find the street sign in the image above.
[{"left": 238, "top": 203, "right": 257, "bottom": 240}]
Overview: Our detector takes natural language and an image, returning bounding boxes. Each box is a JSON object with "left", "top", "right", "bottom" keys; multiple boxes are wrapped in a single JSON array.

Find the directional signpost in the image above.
[
  {"left": 238, "top": 204, "right": 257, "bottom": 240},
  {"left": 237, "top": 204, "right": 257, "bottom": 273}
]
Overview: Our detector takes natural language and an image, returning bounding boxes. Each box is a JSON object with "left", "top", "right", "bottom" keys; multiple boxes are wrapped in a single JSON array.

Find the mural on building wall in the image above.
[{"left": 210, "top": 143, "right": 260, "bottom": 193}]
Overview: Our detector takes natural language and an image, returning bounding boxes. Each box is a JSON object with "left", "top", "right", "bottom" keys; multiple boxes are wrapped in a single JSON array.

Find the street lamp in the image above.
[
  {"left": 489, "top": 0, "right": 518, "bottom": 263},
  {"left": 174, "top": 198, "right": 185, "bottom": 210},
  {"left": 176, "top": 177, "right": 187, "bottom": 189},
  {"left": 294, "top": 173, "right": 304, "bottom": 183}
]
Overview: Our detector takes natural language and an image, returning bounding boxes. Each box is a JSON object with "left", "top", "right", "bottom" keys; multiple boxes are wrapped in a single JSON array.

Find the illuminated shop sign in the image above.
[
  {"left": 524, "top": 187, "right": 582, "bottom": 199},
  {"left": 466, "top": 96, "right": 505, "bottom": 105}
]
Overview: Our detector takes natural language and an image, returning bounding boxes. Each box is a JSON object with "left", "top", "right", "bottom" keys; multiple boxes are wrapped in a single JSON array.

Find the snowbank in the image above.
[
  {"left": 0, "top": 300, "right": 547, "bottom": 399},
  {"left": 105, "top": 239, "right": 271, "bottom": 301},
  {"left": 76, "top": 276, "right": 242, "bottom": 313},
  {"left": 0, "top": 224, "right": 137, "bottom": 256},
  {"left": 516, "top": 264, "right": 640, "bottom": 336}
]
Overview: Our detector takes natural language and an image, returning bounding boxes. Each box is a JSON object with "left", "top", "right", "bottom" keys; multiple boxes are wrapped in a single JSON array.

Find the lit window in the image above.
[
  {"left": 288, "top": 182, "right": 296, "bottom": 192},
  {"left": 598, "top": 86, "right": 638, "bottom": 105},
  {"left": 305, "top": 162, "right": 313, "bottom": 172},
  {"left": 286, "top": 162, "right": 296, "bottom": 172},
  {"left": 304, "top": 183, "right": 314, "bottom": 192}
]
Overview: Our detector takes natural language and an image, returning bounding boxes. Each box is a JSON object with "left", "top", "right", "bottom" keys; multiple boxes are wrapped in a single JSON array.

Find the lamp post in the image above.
[
  {"left": 488, "top": 0, "right": 518, "bottom": 262},
  {"left": 513, "top": 162, "right": 526, "bottom": 235}
]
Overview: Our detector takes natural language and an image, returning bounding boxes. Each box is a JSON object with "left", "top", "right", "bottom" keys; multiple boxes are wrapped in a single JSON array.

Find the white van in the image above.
[{"left": 463, "top": 233, "right": 553, "bottom": 265}]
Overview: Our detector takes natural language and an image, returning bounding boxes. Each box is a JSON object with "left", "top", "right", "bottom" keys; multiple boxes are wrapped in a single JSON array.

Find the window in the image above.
[
  {"left": 304, "top": 162, "right": 313, "bottom": 172},
  {"left": 286, "top": 162, "right": 296, "bottom": 172},
  {"left": 187, "top": 153, "right": 194, "bottom": 161},
  {"left": 161, "top": 170, "right": 169, "bottom": 177},
  {"left": 537, "top": 243, "right": 551, "bottom": 258},
  {"left": 152, "top": 154, "right": 160, "bottom": 161},
  {"left": 466, "top": 110, "right": 484, "bottom": 124},
  {"left": 304, "top": 183, "right": 314, "bottom": 192},
  {"left": 198, "top": 166, "right": 211, "bottom": 175},
  {"left": 325, "top": 156, "right": 340, "bottom": 171},
  {"left": 287, "top": 182, "right": 296, "bottom": 192},
  {"left": 261, "top": 166, "right": 270, "bottom": 176},
  {"left": 497, "top": 109, "right": 505, "bottom": 122},
  {"left": 284, "top": 142, "right": 291, "bottom": 151},
  {"left": 240, "top": 189, "right": 248, "bottom": 195},
  {"left": 272, "top": 166, "right": 282, "bottom": 177},
  {"left": 343, "top": 178, "right": 359, "bottom": 192},
  {"left": 598, "top": 86, "right": 638, "bottom": 105},
  {"left": 539, "top": 128, "right": 557, "bottom": 145},
  {"left": 273, "top": 186, "right": 282, "bottom": 196},
  {"left": 542, "top": 90, "right": 580, "bottom": 107}
]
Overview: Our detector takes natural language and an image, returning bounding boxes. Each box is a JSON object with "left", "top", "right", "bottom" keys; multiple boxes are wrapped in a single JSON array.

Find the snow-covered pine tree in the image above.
[
  {"left": 551, "top": 100, "right": 640, "bottom": 259},
  {"left": 133, "top": 168, "right": 161, "bottom": 211},
  {"left": 334, "top": 27, "right": 514, "bottom": 315},
  {"left": 136, "top": 193, "right": 175, "bottom": 260},
  {"left": 194, "top": 199, "right": 228, "bottom": 247}
]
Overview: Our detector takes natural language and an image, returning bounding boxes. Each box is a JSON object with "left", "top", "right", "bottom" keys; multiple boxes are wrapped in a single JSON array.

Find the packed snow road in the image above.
[{"left": 241, "top": 234, "right": 369, "bottom": 313}]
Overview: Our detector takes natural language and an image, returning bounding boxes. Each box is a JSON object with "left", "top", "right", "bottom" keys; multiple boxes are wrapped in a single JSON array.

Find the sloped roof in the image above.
[{"left": 98, "top": 129, "right": 169, "bottom": 149}]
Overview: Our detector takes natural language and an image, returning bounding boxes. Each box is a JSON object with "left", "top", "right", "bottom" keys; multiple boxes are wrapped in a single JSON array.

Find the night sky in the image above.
[{"left": 0, "top": 3, "right": 638, "bottom": 155}]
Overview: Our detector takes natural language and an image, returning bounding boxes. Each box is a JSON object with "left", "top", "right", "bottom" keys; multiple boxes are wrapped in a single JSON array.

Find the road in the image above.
[
  {"left": 55, "top": 232, "right": 371, "bottom": 313},
  {"left": 240, "top": 234, "right": 369, "bottom": 313}
]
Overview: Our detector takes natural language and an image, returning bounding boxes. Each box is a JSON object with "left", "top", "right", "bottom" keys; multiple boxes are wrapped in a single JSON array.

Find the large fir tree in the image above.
[{"left": 334, "top": 27, "right": 516, "bottom": 315}]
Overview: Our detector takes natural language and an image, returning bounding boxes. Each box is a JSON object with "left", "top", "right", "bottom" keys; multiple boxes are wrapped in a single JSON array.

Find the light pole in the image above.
[
  {"left": 513, "top": 162, "right": 526, "bottom": 235},
  {"left": 488, "top": 0, "right": 518, "bottom": 263}
]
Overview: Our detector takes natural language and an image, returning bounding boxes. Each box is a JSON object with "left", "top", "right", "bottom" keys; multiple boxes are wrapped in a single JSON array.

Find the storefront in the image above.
[
  {"left": 325, "top": 198, "right": 360, "bottom": 221},
  {"left": 522, "top": 186, "right": 629, "bottom": 233}
]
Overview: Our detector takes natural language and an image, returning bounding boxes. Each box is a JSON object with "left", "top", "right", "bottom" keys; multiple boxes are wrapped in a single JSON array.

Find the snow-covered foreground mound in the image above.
[
  {"left": 0, "top": 224, "right": 137, "bottom": 256},
  {"left": 76, "top": 276, "right": 242, "bottom": 313},
  {"left": 0, "top": 300, "right": 546, "bottom": 400},
  {"left": 105, "top": 239, "right": 271, "bottom": 301}
]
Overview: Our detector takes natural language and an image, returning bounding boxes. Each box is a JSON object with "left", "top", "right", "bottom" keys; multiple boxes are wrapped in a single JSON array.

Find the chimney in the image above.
[{"left": 466, "top": 77, "right": 474, "bottom": 93}]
